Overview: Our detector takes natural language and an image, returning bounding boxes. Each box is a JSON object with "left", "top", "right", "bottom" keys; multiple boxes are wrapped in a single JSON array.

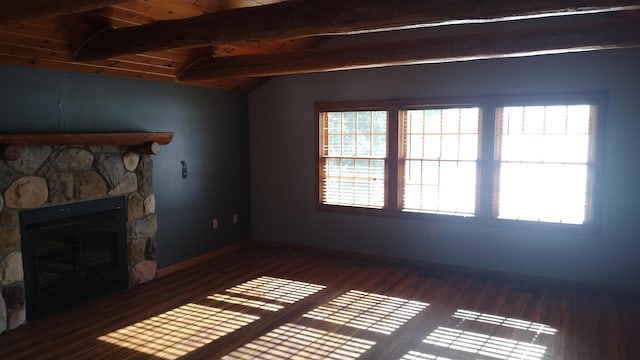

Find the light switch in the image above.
[{"left": 180, "top": 160, "right": 187, "bottom": 179}]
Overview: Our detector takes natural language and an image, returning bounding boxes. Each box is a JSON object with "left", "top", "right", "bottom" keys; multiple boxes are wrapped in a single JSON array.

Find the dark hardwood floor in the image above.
[{"left": 1, "top": 242, "right": 638, "bottom": 359}]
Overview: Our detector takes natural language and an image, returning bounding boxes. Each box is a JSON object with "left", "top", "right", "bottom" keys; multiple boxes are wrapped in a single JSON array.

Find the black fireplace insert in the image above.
[{"left": 20, "top": 196, "right": 129, "bottom": 321}]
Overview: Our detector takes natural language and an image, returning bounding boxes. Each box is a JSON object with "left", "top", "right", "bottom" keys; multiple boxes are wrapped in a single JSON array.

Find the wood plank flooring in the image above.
[{"left": 1, "top": 242, "right": 638, "bottom": 359}]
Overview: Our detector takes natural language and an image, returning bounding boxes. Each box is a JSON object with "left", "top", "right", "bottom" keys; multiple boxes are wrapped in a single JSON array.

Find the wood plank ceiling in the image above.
[{"left": 0, "top": 0, "right": 639, "bottom": 92}]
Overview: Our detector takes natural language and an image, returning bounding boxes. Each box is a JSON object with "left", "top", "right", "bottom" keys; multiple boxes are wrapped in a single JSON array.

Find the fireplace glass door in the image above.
[
  {"left": 35, "top": 228, "right": 120, "bottom": 299},
  {"left": 20, "top": 197, "right": 128, "bottom": 320}
]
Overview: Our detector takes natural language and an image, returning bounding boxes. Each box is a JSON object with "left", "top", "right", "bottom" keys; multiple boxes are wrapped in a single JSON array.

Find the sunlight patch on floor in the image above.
[
  {"left": 98, "top": 303, "right": 259, "bottom": 359},
  {"left": 303, "top": 290, "right": 429, "bottom": 335},
  {"left": 207, "top": 293, "right": 284, "bottom": 311},
  {"left": 97, "top": 276, "right": 557, "bottom": 359},
  {"left": 453, "top": 309, "right": 557, "bottom": 335},
  {"left": 226, "top": 276, "right": 326, "bottom": 303},
  {"left": 400, "top": 350, "right": 454, "bottom": 360},
  {"left": 423, "top": 327, "right": 547, "bottom": 360},
  {"left": 221, "top": 323, "right": 376, "bottom": 360}
]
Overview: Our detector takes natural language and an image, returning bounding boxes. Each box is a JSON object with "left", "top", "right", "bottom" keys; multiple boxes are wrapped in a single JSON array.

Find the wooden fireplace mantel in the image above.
[
  {"left": 0, "top": 132, "right": 174, "bottom": 159},
  {"left": 0, "top": 132, "right": 173, "bottom": 146}
]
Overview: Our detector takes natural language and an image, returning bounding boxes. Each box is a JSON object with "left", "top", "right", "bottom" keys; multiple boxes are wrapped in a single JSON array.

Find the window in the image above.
[
  {"left": 400, "top": 107, "right": 480, "bottom": 216},
  {"left": 495, "top": 104, "right": 595, "bottom": 224},
  {"left": 317, "top": 94, "right": 602, "bottom": 229},
  {"left": 319, "top": 110, "right": 388, "bottom": 208}
]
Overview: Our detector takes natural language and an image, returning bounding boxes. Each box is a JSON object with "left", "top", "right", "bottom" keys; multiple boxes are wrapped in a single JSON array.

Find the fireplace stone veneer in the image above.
[{"left": 0, "top": 145, "right": 159, "bottom": 333}]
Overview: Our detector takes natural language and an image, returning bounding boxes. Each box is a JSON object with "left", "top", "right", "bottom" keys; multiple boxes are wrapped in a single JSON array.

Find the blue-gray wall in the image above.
[
  {"left": 0, "top": 65, "right": 251, "bottom": 268},
  {"left": 249, "top": 48, "right": 640, "bottom": 289}
]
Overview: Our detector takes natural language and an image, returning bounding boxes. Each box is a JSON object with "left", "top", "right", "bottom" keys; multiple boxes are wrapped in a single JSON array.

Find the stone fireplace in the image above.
[{"left": 0, "top": 139, "right": 165, "bottom": 333}]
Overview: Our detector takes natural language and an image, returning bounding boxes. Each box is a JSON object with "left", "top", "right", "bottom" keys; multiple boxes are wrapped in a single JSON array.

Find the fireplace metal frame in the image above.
[{"left": 19, "top": 196, "right": 129, "bottom": 321}]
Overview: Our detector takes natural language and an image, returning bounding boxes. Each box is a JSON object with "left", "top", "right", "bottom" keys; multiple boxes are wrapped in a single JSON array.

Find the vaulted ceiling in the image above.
[{"left": 1, "top": 0, "right": 639, "bottom": 91}]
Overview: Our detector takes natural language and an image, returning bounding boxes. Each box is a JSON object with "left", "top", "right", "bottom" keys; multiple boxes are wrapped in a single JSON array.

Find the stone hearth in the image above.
[{"left": 0, "top": 145, "right": 159, "bottom": 333}]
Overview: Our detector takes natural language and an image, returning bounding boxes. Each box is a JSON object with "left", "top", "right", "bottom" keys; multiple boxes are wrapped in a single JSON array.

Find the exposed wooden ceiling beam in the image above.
[
  {"left": 74, "top": 0, "right": 640, "bottom": 61},
  {"left": 178, "top": 17, "right": 640, "bottom": 81},
  {"left": 0, "top": 0, "right": 129, "bottom": 24}
]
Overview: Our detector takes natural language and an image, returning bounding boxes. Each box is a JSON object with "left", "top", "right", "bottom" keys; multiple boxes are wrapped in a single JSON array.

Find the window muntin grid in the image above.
[
  {"left": 495, "top": 105, "right": 594, "bottom": 224},
  {"left": 401, "top": 107, "right": 480, "bottom": 216},
  {"left": 321, "top": 111, "right": 388, "bottom": 208}
]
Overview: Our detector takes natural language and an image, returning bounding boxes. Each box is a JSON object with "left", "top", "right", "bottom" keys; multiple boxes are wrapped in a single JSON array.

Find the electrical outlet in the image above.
[
  {"left": 212, "top": 218, "right": 218, "bottom": 230},
  {"left": 232, "top": 213, "right": 238, "bottom": 224}
]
